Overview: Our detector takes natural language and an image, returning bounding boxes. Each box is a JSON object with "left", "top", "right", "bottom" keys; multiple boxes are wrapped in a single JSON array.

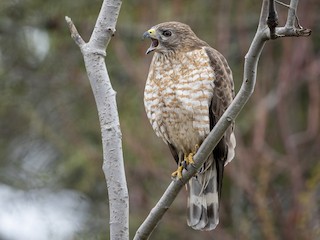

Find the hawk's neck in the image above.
[{"left": 153, "top": 46, "right": 205, "bottom": 62}]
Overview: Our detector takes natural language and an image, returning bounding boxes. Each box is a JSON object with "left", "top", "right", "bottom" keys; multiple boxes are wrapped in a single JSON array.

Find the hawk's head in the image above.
[{"left": 143, "top": 21, "right": 206, "bottom": 54}]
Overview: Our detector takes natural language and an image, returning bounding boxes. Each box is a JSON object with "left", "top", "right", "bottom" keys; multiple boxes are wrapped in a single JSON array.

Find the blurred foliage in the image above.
[{"left": 1, "top": 0, "right": 320, "bottom": 239}]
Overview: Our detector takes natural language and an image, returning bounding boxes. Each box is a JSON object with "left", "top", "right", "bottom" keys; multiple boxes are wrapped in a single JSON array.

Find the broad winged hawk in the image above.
[{"left": 143, "top": 22, "right": 236, "bottom": 231}]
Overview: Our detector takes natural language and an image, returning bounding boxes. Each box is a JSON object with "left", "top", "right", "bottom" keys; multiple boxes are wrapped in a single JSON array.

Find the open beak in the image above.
[{"left": 143, "top": 28, "right": 159, "bottom": 54}]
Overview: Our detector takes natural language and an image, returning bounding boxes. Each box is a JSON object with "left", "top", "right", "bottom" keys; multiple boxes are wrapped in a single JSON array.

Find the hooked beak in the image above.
[{"left": 143, "top": 28, "right": 159, "bottom": 54}]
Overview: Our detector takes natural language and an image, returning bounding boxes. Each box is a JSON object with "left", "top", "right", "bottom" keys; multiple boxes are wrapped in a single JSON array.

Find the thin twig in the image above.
[
  {"left": 65, "top": 16, "right": 85, "bottom": 47},
  {"left": 275, "top": 0, "right": 290, "bottom": 8}
]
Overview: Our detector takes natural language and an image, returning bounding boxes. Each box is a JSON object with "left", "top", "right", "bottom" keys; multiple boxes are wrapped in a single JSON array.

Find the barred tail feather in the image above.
[
  {"left": 187, "top": 159, "right": 219, "bottom": 231},
  {"left": 225, "top": 131, "right": 236, "bottom": 166}
]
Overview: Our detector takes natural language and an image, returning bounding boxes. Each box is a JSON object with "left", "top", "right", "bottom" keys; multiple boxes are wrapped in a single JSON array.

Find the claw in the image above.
[
  {"left": 171, "top": 165, "right": 183, "bottom": 179},
  {"left": 186, "top": 153, "right": 195, "bottom": 165},
  {"left": 171, "top": 145, "right": 200, "bottom": 179},
  {"left": 194, "top": 144, "right": 200, "bottom": 152},
  {"left": 184, "top": 144, "right": 199, "bottom": 165}
]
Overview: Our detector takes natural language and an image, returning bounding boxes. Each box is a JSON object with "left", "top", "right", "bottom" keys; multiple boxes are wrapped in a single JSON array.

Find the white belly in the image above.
[{"left": 144, "top": 49, "right": 215, "bottom": 154}]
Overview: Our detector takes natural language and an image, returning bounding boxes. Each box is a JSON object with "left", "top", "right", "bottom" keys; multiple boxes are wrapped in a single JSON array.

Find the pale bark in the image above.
[
  {"left": 65, "top": 1, "right": 129, "bottom": 240},
  {"left": 133, "top": 0, "right": 311, "bottom": 239}
]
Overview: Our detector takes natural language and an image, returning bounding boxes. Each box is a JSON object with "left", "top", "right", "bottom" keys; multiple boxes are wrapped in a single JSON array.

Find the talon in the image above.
[
  {"left": 186, "top": 153, "right": 195, "bottom": 165},
  {"left": 184, "top": 144, "right": 199, "bottom": 165},
  {"left": 171, "top": 165, "right": 183, "bottom": 179},
  {"left": 171, "top": 144, "right": 200, "bottom": 178},
  {"left": 194, "top": 144, "right": 200, "bottom": 153}
]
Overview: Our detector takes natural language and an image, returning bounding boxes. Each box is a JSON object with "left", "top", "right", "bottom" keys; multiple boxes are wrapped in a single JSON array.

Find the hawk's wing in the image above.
[
  {"left": 187, "top": 47, "right": 236, "bottom": 230},
  {"left": 204, "top": 47, "right": 236, "bottom": 199}
]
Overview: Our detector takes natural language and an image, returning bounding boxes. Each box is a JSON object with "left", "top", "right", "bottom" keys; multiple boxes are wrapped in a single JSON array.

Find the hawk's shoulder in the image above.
[{"left": 204, "top": 47, "right": 234, "bottom": 109}]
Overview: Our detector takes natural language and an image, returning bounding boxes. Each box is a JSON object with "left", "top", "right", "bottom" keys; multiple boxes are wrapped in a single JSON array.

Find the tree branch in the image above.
[
  {"left": 133, "top": 0, "right": 311, "bottom": 239},
  {"left": 66, "top": 1, "right": 129, "bottom": 240}
]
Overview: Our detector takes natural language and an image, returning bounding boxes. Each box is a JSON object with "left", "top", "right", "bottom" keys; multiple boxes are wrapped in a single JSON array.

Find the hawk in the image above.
[{"left": 143, "top": 22, "right": 236, "bottom": 231}]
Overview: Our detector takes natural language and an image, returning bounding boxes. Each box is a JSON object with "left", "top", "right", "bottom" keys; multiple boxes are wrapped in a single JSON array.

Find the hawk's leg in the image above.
[
  {"left": 171, "top": 145, "right": 200, "bottom": 179},
  {"left": 182, "top": 144, "right": 199, "bottom": 169},
  {"left": 171, "top": 152, "right": 185, "bottom": 179},
  {"left": 184, "top": 144, "right": 200, "bottom": 167}
]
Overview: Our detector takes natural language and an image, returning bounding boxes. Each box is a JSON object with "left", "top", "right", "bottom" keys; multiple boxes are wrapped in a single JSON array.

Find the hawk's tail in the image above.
[
  {"left": 187, "top": 156, "right": 219, "bottom": 231},
  {"left": 187, "top": 131, "right": 236, "bottom": 230}
]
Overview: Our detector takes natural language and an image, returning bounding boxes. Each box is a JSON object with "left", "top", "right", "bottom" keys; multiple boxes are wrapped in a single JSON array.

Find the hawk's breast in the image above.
[{"left": 144, "top": 48, "right": 215, "bottom": 153}]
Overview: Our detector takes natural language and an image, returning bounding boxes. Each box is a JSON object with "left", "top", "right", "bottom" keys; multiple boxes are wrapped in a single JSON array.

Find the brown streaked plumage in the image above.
[{"left": 143, "top": 21, "right": 236, "bottom": 231}]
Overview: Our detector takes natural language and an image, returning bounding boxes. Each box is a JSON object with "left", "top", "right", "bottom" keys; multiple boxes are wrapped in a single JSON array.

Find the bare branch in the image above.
[
  {"left": 65, "top": 16, "right": 85, "bottom": 47},
  {"left": 286, "top": 0, "right": 299, "bottom": 28},
  {"left": 134, "top": 0, "right": 311, "bottom": 239},
  {"left": 66, "top": 1, "right": 129, "bottom": 240},
  {"left": 283, "top": 0, "right": 311, "bottom": 36},
  {"left": 258, "top": 0, "right": 269, "bottom": 30}
]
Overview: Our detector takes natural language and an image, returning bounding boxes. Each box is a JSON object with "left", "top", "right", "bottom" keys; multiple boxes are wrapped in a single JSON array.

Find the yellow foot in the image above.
[
  {"left": 185, "top": 144, "right": 199, "bottom": 165},
  {"left": 171, "top": 165, "right": 183, "bottom": 179},
  {"left": 194, "top": 144, "right": 200, "bottom": 152},
  {"left": 186, "top": 152, "right": 195, "bottom": 165}
]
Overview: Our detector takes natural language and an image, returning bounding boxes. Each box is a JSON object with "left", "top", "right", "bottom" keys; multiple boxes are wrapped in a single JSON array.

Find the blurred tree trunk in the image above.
[{"left": 66, "top": 1, "right": 129, "bottom": 240}]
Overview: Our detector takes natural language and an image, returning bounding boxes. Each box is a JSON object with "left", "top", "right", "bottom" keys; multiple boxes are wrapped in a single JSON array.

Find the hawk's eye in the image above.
[{"left": 162, "top": 30, "right": 172, "bottom": 37}]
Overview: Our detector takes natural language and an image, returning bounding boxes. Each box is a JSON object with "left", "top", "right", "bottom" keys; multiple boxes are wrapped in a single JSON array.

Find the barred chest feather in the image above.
[{"left": 144, "top": 48, "right": 215, "bottom": 154}]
